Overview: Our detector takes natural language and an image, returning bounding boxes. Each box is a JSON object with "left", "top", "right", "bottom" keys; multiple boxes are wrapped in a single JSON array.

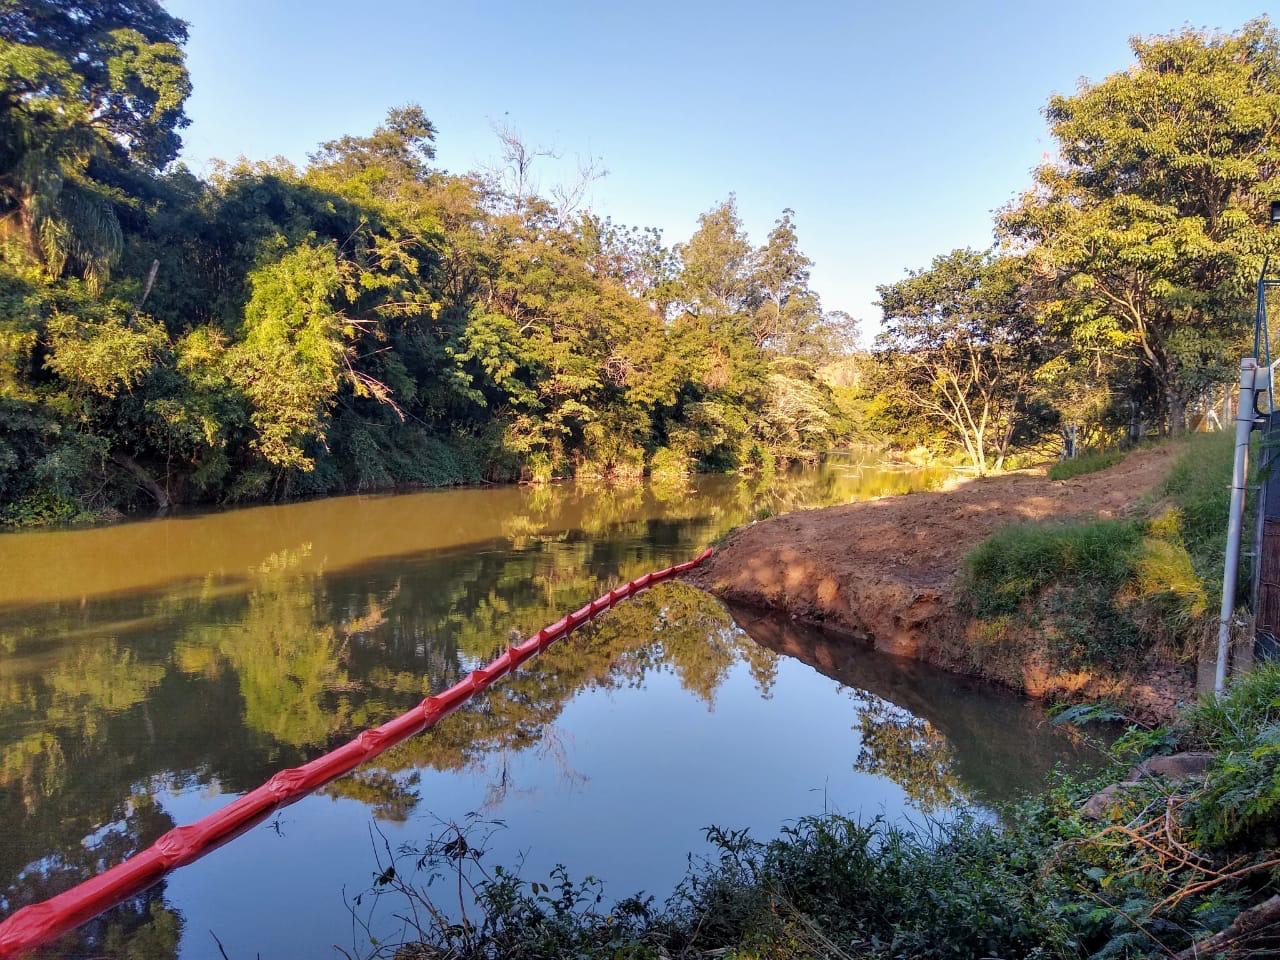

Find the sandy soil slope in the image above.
[{"left": 687, "top": 443, "right": 1193, "bottom": 718}]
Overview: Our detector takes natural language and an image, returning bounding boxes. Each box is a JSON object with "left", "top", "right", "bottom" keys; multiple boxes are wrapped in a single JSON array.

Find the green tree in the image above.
[
  {"left": 228, "top": 243, "right": 348, "bottom": 470},
  {"left": 877, "top": 250, "right": 1047, "bottom": 474},
  {"left": 752, "top": 208, "right": 827, "bottom": 356},
  {"left": 1003, "top": 18, "right": 1280, "bottom": 434},
  {"left": 0, "top": 0, "right": 190, "bottom": 289}
]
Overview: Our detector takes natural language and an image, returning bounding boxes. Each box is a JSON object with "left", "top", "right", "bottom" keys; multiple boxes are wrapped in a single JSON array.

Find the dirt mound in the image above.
[{"left": 686, "top": 443, "right": 1193, "bottom": 717}]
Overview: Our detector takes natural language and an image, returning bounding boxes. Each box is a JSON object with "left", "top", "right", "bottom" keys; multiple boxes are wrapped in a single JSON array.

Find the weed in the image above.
[
  {"left": 961, "top": 437, "right": 1229, "bottom": 673},
  {"left": 961, "top": 518, "right": 1142, "bottom": 619}
]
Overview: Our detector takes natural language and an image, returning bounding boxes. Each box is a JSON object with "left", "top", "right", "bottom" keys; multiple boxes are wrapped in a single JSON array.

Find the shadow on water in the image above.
[{"left": 0, "top": 455, "right": 1085, "bottom": 958}]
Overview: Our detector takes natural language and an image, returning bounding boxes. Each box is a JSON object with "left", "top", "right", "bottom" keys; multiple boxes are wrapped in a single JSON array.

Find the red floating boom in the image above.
[{"left": 0, "top": 548, "right": 713, "bottom": 958}]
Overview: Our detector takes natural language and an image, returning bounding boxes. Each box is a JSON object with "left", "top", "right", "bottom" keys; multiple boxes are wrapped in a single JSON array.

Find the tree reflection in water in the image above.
[
  {"left": 0, "top": 463, "right": 1066, "bottom": 957},
  {"left": 727, "top": 605, "right": 1102, "bottom": 811}
]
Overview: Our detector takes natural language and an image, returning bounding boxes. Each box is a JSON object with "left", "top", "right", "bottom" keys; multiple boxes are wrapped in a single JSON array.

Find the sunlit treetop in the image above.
[{"left": 0, "top": 0, "right": 191, "bottom": 166}]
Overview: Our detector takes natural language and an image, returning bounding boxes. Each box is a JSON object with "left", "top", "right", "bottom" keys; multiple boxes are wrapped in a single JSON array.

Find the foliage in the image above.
[
  {"left": 0, "top": 15, "right": 856, "bottom": 523},
  {"left": 0, "top": 0, "right": 189, "bottom": 291},
  {"left": 1047, "top": 448, "right": 1125, "bottom": 481},
  {"left": 876, "top": 249, "right": 1051, "bottom": 474},
  {"left": 1001, "top": 19, "right": 1280, "bottom": 436},
  {"left": 1179, "top": 663, "right": 1280, "bottom": 848},
  {"left": 1184, "top": 662, "right": 1280, "bottom": 754},
  {"left": 7, "top": 11, "right": 1280, "bottom": 521},
  {"left": 962, "top": 437, "right": 1225, "bottom": 672}
]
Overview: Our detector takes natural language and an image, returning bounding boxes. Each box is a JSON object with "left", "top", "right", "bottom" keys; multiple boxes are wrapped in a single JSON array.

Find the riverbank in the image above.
[{"left": 686, "top": 440, "right": 1207, "bottom": 720}]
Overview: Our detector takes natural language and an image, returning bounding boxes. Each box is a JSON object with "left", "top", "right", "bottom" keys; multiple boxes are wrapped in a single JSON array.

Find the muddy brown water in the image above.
[{"left": 0, "top": 455, "right": 1099, "bottom": 959}]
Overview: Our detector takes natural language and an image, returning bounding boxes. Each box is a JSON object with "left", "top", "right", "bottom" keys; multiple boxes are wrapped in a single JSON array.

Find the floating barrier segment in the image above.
[{"left": 0, "top": 548, "right": 713, "bottom": 957}]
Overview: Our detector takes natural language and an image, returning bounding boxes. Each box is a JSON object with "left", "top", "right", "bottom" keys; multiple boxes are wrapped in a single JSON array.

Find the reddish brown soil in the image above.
[{"left": 687, "top": 443, "right": 1195, "bottom": 719}]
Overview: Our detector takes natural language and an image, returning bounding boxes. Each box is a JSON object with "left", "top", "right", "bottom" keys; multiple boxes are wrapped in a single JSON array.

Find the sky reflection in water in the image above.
[{"left": 0, "top": 457, "right": 1095, "bottom": 959}]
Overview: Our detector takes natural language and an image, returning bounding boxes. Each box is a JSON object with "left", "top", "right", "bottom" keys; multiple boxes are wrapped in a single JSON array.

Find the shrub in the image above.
[
  {"left": 0, "top": 399, "right": 107, "bottom": 526},
  {"left": 1180, "top": 665, "right": 1280, "bottom": 847},
  {"left": 1185, "top": 726, "right": 1280, "bottom": 847},
  {"left": 648, "top": 445, "right": 691, "bottom": 480},
  {"left": 1182, "top": 662, "right": 1280, "bottom": 753},
  {"left": 961, "top": 518, "right": 1143, "bottom": 619}
]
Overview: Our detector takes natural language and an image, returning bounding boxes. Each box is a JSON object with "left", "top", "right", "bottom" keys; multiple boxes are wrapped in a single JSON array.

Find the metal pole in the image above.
[
  {"left": 1249, "top": 363, "right": 1269, "bottom": 611},
  {"left": 1217, "top": 357, "right": 1260, "bottom": 694}
]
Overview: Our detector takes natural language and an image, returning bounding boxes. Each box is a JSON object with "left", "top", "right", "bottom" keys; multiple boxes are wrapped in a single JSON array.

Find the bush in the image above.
[
  {"left": 1179, "top": 664, "right": 1280, "bottom": 847},
  {"left": 961, "top": 518, "right": 1143, "bottom": 619},
  {"left": 352, "top": 812, "right": 1075, "bottom": 960},
  {"left": 1182, "top": 661, "right": 1280, "bottom": 753},
  {"left": 648, "top": 445, "right": 691, "bottom": 480},
  {"left": 1047, "top": 448, "right": 1125, "bottom": 481},
  {"left": 669, "top": 815, "right": 1069, "bottom": 959},
  {"left": 0, "top": 399, "right": 108, "bottom": 527}
]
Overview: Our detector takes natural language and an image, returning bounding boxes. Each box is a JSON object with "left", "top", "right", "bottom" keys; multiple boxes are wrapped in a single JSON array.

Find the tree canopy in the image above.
[
  {"left": 0, "top": 2, "right": 856, "bottom": 524},
  {"left": 4, "top": 8, "right": 1280, "bottom": 522}
]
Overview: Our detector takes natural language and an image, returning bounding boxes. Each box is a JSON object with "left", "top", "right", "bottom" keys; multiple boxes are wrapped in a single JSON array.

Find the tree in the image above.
[
  {"left": 1003, "top": 18, "right": 1280, "bottom": 434},
  {"left": 0, "top": 28, "right": 858, "bottom": 522},
  {"left": 876, "top": 250, "right": 1047, "bottom": 474},
  {"left": 0, "top": 0, "right": 190, "bottom": 289},
  {"left": 308, "top": 104, "right": 436, "bottom": 191},
  {"left": 228, "top": 243, "right": 348, "bottom": 470},
  {"left": 751, "top": 208, "right": 825, "bottom": 355},
  {"left": 675, "top": 197, "right": 757, "bottom": 319}
]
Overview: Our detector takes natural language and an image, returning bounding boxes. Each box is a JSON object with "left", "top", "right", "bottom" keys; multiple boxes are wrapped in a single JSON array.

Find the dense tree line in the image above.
[
  {"left": 5, "top": 5, "right": 1280, "bottom": 525},
  {"left": 874, "top": 18, "right": 1280, "bottom": 472},
  {"left": 0, "top": 0, "right": 857, "bottom": 525}
]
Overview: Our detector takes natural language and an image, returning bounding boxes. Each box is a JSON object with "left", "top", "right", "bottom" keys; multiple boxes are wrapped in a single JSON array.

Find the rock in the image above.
[
  {"left": 1083, "top": 752, "right": 1217, "bottom": 821},
  {"left": 1127, "top": 752, "right": 1214, "bottom": 783},
  {"left": 1081, "top": 782, "right": 1130, "bottom": 820}
]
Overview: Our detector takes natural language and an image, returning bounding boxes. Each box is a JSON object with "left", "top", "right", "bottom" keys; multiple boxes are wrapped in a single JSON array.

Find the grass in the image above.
[
  {"left": 963, "top": 517, "right": 1143, "bottom": 619},
  {"left": 960, "top": 433, "right": 1231, "bottom": 673},
  {"left": 1047, "top": 447, "right": 1126, "bottom": 481}
]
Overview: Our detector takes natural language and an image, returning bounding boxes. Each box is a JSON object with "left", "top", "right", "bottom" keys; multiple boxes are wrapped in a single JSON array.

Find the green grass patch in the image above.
[
  {"left": 1047, "top": 448, "right": 1125, "bottom": 481},
  {"left": 963, "top": 518, "right": 1142, "bottom": 619},
  {"left": 961, "top": 436, "right": 1229, "bottom": 673},
  {"left": 1159, "top": 431, "right": 1233, "bottom": 586}
]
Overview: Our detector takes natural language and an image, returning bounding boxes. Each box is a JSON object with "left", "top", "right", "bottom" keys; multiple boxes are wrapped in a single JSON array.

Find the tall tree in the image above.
[
  {"left": 1003, "top": 18, "right": 1280, "bottom": 434},
  {"left": 877, "top": 250, "right": 1047, "bottom": 474},
  {"left": 0, "top": 0, "right": 190, "bottom": 289},
  {"left": 676, "top": 197, "right": 756, "bottom": 318},
  {"left": 752, "top": 208, "right": 823, "bottom": 354}
]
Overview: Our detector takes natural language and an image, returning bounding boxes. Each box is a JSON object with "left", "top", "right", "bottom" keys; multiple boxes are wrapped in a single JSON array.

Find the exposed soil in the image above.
[{"left": 686, "top": 443, "right": 1196, "bottom": 720}]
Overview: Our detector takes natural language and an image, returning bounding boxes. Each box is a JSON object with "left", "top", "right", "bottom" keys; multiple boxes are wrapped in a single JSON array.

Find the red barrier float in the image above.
[{"left": 0, "top": 548, "right": 713, "bottom": 958}]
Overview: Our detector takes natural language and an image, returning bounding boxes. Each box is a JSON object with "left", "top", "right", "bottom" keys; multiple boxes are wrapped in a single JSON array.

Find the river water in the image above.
[{"left": 0, "top": 455, "right": 1096, "bottom": 959}]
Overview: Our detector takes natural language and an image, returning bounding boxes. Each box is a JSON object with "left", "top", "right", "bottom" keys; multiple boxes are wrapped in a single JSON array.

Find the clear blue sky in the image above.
[{"left": 167, "top": 0, "right": 1268, "bottom": 336}]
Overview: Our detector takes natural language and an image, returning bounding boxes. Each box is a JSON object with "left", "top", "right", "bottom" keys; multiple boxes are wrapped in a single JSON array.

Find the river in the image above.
[{"left": 0, "top": 454, "right": 1097, "bottom": 959}]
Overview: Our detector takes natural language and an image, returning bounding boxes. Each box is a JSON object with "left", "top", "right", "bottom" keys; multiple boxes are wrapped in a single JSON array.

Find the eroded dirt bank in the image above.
[{"left": 687, "top": 444, "right": 1195, "bottom": 720}]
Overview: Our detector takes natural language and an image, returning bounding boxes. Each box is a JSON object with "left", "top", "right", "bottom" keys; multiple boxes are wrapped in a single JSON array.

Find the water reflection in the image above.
[
  {"left": 0, "top": 456, "right": 1086, "bottom": 958},
  {"left": 0, "top": 453, "right": 950, "bottom": 611},
  {"left": 731, "top": 607, "right": 1098, "bottom": 808}
]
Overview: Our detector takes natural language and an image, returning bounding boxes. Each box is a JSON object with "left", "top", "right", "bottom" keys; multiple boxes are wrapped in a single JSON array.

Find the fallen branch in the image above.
[{"left": 1174, "top": 894, "right": 1280, "bottom": 959}]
